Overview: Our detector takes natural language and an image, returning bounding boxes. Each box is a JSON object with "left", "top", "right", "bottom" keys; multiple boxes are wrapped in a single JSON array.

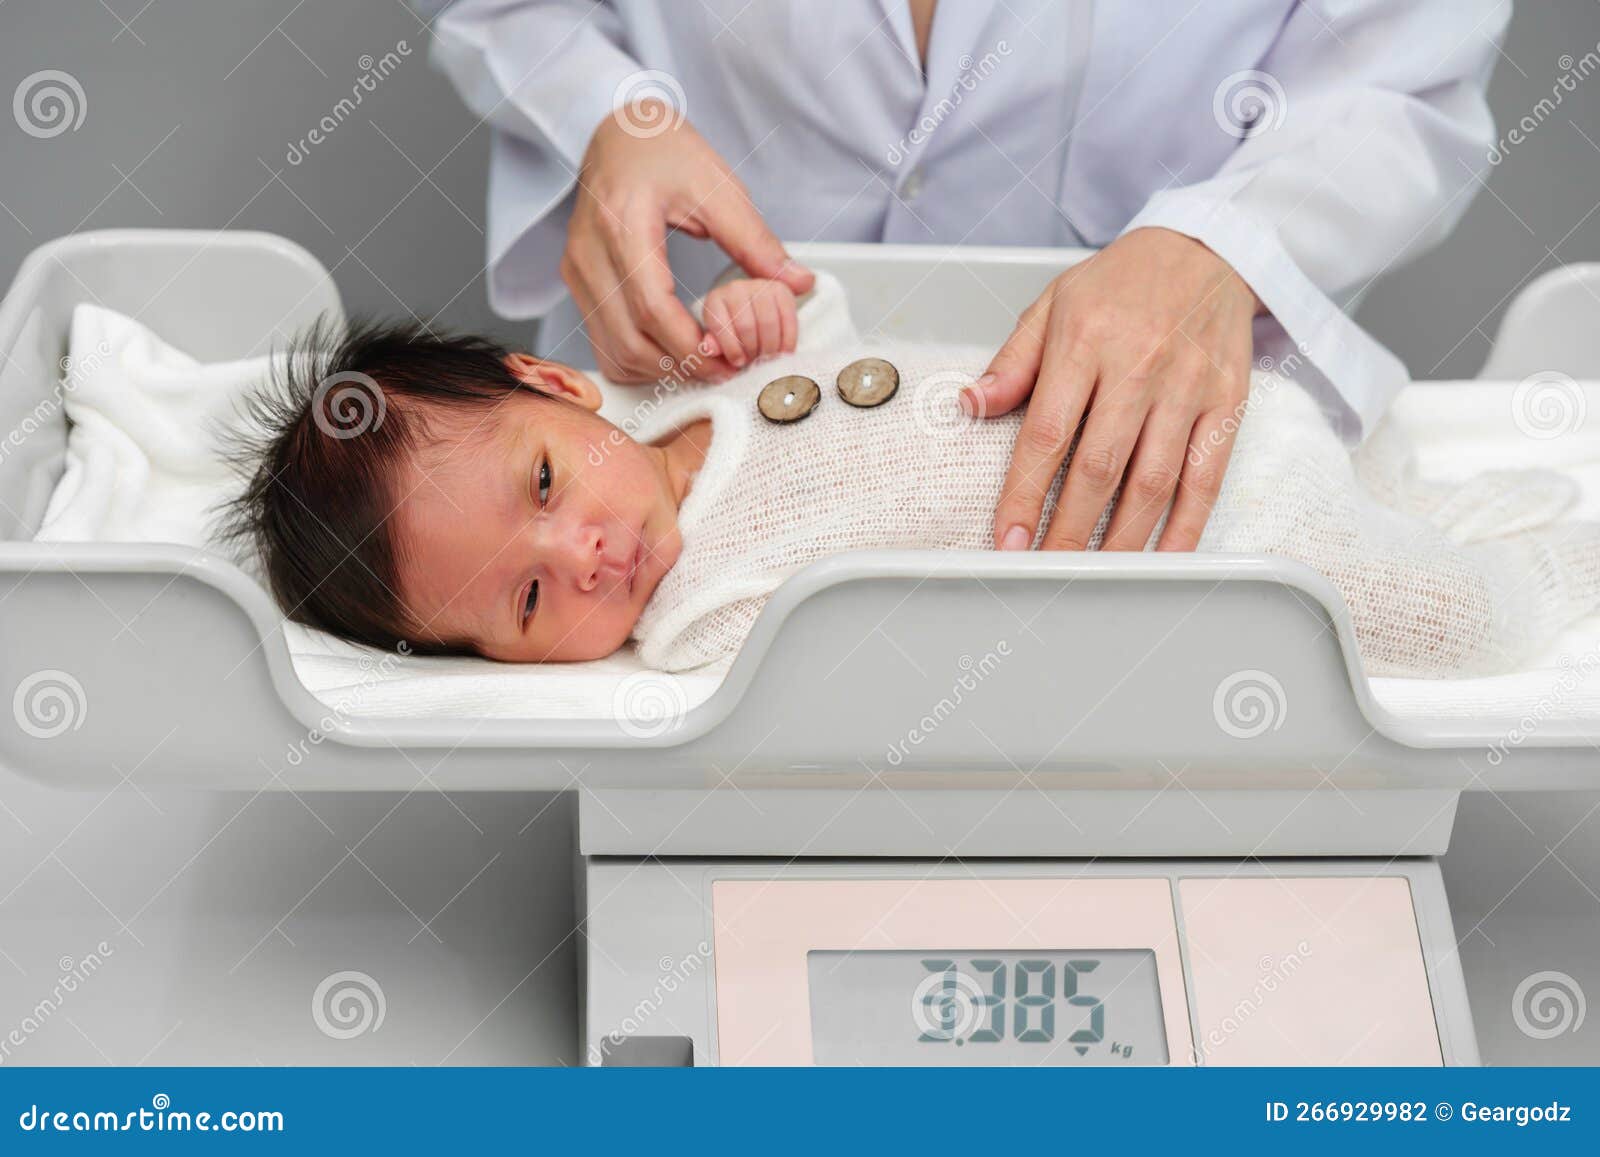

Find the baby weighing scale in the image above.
[
  {"left": 17, "top": 233, "right": 1600, "bottom": 1071},
  {"left": 580, "top": 839, "right": 1475, "bottom": 1067}
]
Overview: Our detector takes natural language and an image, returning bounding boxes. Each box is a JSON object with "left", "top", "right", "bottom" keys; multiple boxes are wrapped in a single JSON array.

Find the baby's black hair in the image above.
[{"left": 223, "top": 317, "right": 528, "bottom": 653}]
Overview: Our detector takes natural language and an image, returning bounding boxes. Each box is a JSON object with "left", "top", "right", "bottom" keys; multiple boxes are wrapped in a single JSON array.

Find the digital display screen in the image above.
[{"left": 807, "top": 949, "right": 1167, "bottom": 1066}]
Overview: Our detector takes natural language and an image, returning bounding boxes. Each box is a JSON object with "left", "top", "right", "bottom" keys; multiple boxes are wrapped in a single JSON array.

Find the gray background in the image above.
[
  {"left": 3, "top": 1, "right": 1600, "bottom": 375},
  {"left": 1, "top": 1, "right": 1598, "bottom": 1068}
]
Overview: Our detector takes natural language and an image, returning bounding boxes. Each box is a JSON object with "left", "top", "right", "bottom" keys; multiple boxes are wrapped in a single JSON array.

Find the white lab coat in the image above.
[{"left": 428, "top": 0, "right": 1509, "bottom": 438}]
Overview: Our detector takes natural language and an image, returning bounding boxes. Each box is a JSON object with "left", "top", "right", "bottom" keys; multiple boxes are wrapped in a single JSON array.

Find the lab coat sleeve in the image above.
[
  {"left": 1122, "top": 0, "right": 1511, "bottom": 436},
  {"left": 429, "top": 0, "right": 645, "bottom": 317}
]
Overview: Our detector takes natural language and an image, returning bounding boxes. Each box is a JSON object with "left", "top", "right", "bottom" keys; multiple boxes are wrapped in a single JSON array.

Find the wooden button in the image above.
[
  {"left": 836, "top": 357, "right": 899, "bottom": 407},
  {"left": 757, "top": 375, "right": 821, "bottom": 423}
]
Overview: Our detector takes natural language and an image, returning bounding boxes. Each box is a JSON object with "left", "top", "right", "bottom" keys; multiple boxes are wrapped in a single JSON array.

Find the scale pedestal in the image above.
[{"left": 578, "top": 790, "right": 1477, "bottom": 1067}]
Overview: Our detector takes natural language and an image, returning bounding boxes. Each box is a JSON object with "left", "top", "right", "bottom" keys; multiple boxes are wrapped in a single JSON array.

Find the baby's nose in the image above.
[{"left": 570, "top": 526, "right": 605, "bottom": 593}]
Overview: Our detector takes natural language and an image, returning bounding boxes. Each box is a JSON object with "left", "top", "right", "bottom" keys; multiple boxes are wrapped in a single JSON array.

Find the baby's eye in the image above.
[
  {"left": 538, "top": 458, "right": 552, "bottom": 505},
  {"left": 523, "top": 581, "right": 540, "bottom": 624}
]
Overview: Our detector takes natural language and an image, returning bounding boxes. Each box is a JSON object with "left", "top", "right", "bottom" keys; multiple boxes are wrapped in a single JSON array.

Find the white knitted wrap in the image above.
[{"left": 628, "top": 279, "right": 1600, "bottom": 676}]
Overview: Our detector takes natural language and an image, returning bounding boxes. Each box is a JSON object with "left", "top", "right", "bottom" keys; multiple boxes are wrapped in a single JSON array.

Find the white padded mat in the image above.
[{"left": 287, "top": 624, "right": 727, "bottom": 721}]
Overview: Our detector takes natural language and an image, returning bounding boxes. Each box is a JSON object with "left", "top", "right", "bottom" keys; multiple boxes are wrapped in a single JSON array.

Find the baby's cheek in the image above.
[{"left": 578, "top": 599, "right": 646, "bottom": 658}]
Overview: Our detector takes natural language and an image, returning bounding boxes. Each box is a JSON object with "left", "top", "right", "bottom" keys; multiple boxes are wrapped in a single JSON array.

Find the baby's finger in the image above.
[
  {"left": 704, "top": 297, "right": 745, "bottom": 368},
  {"left": 778, "top": 289, "right": 798, "bottom": 353},
  {"left": 732, "top": 296, "right": 761, "bottom": 364},
  {"left": 755, "top": 290, "right": 782, "bottom": 358}
]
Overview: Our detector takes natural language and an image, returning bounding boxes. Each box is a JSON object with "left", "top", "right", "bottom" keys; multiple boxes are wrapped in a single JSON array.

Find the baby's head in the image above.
[{"left": 230, "top": 320, "right": 682, "bottom": 662}]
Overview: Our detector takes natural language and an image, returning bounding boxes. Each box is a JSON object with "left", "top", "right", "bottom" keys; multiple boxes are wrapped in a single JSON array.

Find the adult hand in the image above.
[
  {"left": 562, "top": 100, "right": 814, "bottom": 383},
  {"left": 966, "top": 227, "right": 1260, "bottom": 553}
]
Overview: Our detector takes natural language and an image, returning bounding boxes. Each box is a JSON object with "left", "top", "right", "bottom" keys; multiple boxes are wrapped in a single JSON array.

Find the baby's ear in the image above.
[{"left": 504, "top": 353, "right": 603, "bottom": 412}]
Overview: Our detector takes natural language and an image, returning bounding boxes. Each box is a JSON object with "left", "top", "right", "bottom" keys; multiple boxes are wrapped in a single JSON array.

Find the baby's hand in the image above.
[{"left": 700, "top": 278, "right": 798, "bottom": 369}]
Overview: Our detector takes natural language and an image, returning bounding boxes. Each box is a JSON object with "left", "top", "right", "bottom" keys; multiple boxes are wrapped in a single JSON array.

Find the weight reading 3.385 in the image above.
[
  {"left": 806, "top": 947, "right": 1168, "bottom": 1066},
  {"left": 916, "top": 956, "right": 1125, "bottom": 1057}
]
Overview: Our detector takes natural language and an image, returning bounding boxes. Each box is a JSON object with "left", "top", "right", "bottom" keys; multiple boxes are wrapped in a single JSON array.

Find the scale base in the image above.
[{"left": 580, "top": 858, "right": 1477, "bottom": 1067}]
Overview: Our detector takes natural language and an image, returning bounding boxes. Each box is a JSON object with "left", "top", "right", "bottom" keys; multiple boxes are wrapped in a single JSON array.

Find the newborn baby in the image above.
[{"left": 230, "top": 275, "right": 1600, "bottom": 678}]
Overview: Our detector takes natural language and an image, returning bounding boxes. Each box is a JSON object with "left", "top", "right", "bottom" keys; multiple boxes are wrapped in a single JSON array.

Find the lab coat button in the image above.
[
  {"left": 758, "top": 374, "right": 821, "bottom": 423},
  {"left": 836, "top": 357, "right": 900, "bottom": 407},
  {"left": 902, "top": 169, "right": 924, "bottom": 200}
]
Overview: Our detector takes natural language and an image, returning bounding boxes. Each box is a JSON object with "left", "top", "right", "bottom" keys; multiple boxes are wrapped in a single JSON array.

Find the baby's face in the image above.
[{"left": 390, "top": 358, "right": 682, "bottom": 662}]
